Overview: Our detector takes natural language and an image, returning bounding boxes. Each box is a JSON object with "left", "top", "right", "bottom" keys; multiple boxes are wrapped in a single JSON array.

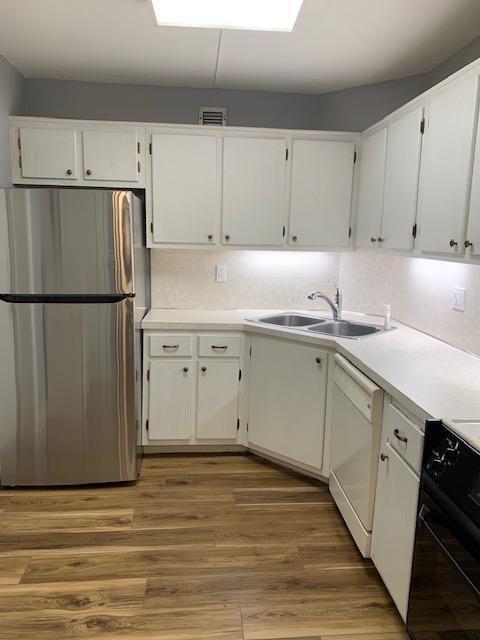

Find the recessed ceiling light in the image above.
[{"left": 149, "top": 0, "right": 304, "bottom": 32}]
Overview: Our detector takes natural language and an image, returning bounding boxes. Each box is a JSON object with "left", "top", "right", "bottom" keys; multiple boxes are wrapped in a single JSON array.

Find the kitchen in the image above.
[{"left": 1, "top": 1, "right": 480, "bottom": 638}]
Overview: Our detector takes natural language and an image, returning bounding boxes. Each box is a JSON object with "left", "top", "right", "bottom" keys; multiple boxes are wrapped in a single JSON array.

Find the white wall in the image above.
[
  {"left": 338, "top": 252, "right": 480, "bottom": 356},
  {"left": 151, "top": 249, "right": 340, "bottom": 313},
  {"left": 0, "top": 55, "right": 24, "bottom": 187}
]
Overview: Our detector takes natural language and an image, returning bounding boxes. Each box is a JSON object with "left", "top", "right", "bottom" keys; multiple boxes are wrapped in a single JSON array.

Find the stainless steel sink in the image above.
[
  {"left": 255, "top": 313, "right": 326, "bottom": 327},
  {"left": 307, "top": 321, "right": 382, "bottom": 338}
]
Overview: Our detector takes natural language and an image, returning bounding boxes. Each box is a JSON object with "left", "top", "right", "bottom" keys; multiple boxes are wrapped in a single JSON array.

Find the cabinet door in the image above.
[
  {"left": 466, "top": 107, "right": 480, "bottom": 256},
  {"left": 288, "top": 139, "right": 355, "bottom": 248},
  {"left": 381, "top": 107, "right": 424, "bottom": 251},
  {"left": 197, "top": 360, "right": 239, "bottom": 440},
  {"left": 19, "top": 127, "right": 78, "bottom": 180},
  {"left": 83, "top": 129, "right": 140, "bottom": 182},
  {"left": 355, "top": 128, "right": 387, "bottom": 248},
  {"left": 151, "top": 133, "right": 219, "bottom": 245},
  {"left": 248, "top": 336, "right": 327, "bottom": 470},
  {"left": 148, "top": 360, "right": 193, "bottom": 440},
  {"left": 222, "top": 136, "right": 286, "bottom": 246},
  {"left": 417, "top": 75, "right": 479, "bottom": 255},
  {"left": 371, "top": 444, "right": 420, "bottom": 622}
]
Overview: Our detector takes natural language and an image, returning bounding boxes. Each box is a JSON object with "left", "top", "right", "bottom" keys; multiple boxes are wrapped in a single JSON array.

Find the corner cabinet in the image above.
[
  {"left": 247, "top": 334, "right": 329, "bottom": 473},
  {"left": 142, "top": 331, "right": 244, "bottom": 446},
  {"left": 10, "top": 118, "right": 146, "bottom": 188}
]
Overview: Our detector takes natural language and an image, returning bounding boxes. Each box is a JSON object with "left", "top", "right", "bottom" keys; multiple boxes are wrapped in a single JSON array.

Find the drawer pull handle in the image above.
[
  {"left": 212, "top": 345, "right": 228, "bottom": 351},
  {"left": 393, "top": 428, "right": 408, "bottom": 443},
  {"left": 163, "top": 344, "right": 179, "bottom": 350},
  {"left": 380, "top": 453, "right": 389, "bottom": 462}
]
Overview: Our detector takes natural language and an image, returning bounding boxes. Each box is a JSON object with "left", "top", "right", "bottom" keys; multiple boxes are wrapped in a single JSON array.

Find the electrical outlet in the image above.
[
  {"left": 215, "top": 264, "right": 227, "bottom": 283},
  {"left": 452, "top": 287, "right": 466, "bottom": 312}
]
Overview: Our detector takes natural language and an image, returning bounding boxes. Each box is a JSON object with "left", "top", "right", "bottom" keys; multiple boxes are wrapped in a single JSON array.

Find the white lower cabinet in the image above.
[
  {"left": 248, "top": 335, "right": 328, "bottom": 471},
  {"left": 197, "top": 360, "right": 240, "bottom": 439},
  {"left": 143, "top": 332, "right": 242, "bottom": 445},
  {"left": 371, "top": 398, "right": 424, "bottom": 622},
  {"left": 148, "top": 360, "right": 194, "bottom": 440}
]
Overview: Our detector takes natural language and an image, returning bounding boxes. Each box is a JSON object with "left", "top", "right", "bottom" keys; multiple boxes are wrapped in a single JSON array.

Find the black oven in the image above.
[{"left": 407, "top": 420, "right": 480, "bottom": 639}]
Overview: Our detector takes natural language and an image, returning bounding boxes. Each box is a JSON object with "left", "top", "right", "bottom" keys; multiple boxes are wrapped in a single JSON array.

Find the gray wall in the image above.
[
  {"left": 426, "top": 36, "right": 480, "bottom": 88},
  {"left": 21, "top": 73, "right": 430, "bottom": 132},
  {"left": 0, "top": 55, "right": 24, "bottom": 186}
]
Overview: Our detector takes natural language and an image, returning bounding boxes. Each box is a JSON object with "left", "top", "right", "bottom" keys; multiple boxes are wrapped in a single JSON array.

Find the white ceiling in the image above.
[{"left": 0, "top": 0, "right": 479, "bottom": 94}]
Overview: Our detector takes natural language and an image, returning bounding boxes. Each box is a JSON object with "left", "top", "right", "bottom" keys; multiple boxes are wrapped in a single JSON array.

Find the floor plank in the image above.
[
  {"left": 0, "top": 578, "right": 146, "bottom": 612},
  {"left": 0, "top": 509, "right": 134, "bottom": 533},
  {"left": 0, "top": 557, "right": 31, "bottom": 585},
  {"left": 0, "top": 605, "right": 243, "bottom": 639}
]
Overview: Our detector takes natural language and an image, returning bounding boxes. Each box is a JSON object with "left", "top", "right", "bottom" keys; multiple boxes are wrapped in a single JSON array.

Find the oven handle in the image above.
[{"left": 419, "top": 505, "right": 480, "bottom": 601}]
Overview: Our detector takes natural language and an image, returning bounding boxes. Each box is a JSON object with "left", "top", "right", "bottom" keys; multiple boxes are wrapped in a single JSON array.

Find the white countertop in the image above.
[{"left": 142, "top": 308, "right": 480, "bottom": 445}]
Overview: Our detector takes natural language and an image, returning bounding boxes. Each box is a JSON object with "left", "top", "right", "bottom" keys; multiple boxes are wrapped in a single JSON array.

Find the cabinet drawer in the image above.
[
  {"left": 198, "top": 335, "right": 241, "bottom": 358},
  {"left": 383, "top": 401, "right": 424, "bottom": 474},
  {"left": 149, "top": 335, "right": 193, "bottom": 357}
]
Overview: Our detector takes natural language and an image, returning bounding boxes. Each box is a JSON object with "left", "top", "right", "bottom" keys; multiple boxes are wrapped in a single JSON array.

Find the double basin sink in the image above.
[{"left": 250, "top": 313, "right": 388, "bottom": 339}]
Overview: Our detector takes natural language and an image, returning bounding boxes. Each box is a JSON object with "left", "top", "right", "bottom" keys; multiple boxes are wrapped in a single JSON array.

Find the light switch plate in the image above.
[
  {"left": 452, "top": 287, "right": 466, "bottom": 311},
  {"left": 216, "top": 264, "right": 227, "bottom": 283}
]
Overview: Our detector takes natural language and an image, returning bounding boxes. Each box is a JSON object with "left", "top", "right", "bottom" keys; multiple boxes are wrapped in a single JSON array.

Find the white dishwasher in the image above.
[{"left": 329, "top": 353, "right": 384, "bottom": 557}]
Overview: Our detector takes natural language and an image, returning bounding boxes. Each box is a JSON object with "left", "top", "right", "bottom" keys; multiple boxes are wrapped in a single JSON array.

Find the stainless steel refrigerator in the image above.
[{"left": 0, "top": 188, "right": 149, "bottom": 486}]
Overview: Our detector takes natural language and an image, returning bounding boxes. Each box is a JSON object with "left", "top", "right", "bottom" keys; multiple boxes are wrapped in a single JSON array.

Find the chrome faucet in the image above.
[{"left": 307, "top": 287, "right": 343, "bottom": 321}]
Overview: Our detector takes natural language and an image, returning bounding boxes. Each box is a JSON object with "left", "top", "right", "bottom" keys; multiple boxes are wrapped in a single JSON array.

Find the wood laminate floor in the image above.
[{"left": 0, "top": 454, "right": 409, "bottom": 639}]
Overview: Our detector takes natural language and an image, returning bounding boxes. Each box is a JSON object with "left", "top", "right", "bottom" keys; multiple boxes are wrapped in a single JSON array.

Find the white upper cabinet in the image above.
[
  {"left": 355, "top": 127, "right": 387, "bottom": 248},
  {"left": 83, "top": 129, "right": 142, "bottom": 182},
  {"left": 381, "top": 107, "right": 424, "bottom": 251},
  {"left": 222, "top": 136, "right": 287, "bottom": 246},
  {"left": 288, "top": 139, "right": 355, "bottom": 248},
  {"left": 151, "top": 133, "right": 219, "bottom": 245},
  {"left": 466, "top": 108, "right": 480, "bottom": 256},
  {"left": 416, "top": 75, "right": 480, "bottom": 255},
  {"left": 19, "top": 127, "right": 79, "bottom": 180}
]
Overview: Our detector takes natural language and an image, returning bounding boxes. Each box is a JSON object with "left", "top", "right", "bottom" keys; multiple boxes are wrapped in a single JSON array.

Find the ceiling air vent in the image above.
[{"left": 199, "top": 107, "right": 227, "bottom": 126}]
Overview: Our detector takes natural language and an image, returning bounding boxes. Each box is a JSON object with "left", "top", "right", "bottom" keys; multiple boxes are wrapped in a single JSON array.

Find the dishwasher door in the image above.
[{"left": 329, "top": 354, "right": 384, "bottom": 555}]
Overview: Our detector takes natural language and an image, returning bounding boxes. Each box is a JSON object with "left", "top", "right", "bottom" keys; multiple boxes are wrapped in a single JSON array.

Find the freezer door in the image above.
[
  {"left": 0, "top": 189, "right": 134, "bottom": 295},
  {"left": 0, "top": 297, "right": 137, "bottom": 485}
]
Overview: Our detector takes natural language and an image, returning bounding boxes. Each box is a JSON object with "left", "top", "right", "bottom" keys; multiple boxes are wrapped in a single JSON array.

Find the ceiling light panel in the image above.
[{"left": 150, "top": 0, "right": 304, "bottom": 32}]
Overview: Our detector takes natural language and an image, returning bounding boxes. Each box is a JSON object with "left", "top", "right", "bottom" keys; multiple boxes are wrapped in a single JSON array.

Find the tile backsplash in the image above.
[
  {"left": 151, "top": 248, "right": 480, "bottom": 356},
  {"left": 151, "top": 249, "right": 340, "bottom": 313}
]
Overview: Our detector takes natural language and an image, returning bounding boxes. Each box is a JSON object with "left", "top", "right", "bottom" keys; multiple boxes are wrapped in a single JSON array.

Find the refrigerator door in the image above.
[
  {"left": 0, "top": 189, "right": 134, "bottom": 296},
  {"left": 0, "top": 297, "right": 136, "bottom": 485}
]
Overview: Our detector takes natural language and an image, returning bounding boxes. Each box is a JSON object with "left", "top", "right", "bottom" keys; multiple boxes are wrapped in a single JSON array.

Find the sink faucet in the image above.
[{"left": 307, "top": 287, "right": 343, "bottom": 321}]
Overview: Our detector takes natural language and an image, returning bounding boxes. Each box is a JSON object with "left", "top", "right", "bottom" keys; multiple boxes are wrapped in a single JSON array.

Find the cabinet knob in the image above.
[
  {"left": 465, "top": 239, "right": 473, "bottom": 249},
  {"left": 380, "top": 453, "right": 389, "bottom": 462},
  {"left": 208, "top": 234, "right": 213, "bottom": 241},
  {"left": 182, "top": 367, "right": 189, "bottom": 373},
  {"left": 315, "top": 356, "right": 322, "bottom": 364},
  {"left": 224, "top": 234, "right": 230, "bottom": 241},
  {"left": 292, "top": 235, "right": 298, "bottom": 242},
  {"left": 86, "top": 169, "right": 92, "bottom": 176},
  {"left": 449, "top": 239, "right": 458, "bottom": 248},
  {"left": 370, "top": 237, "right": 377, "bottom": 243},
  {"left": 377, "top": 237, "right": 384, "bottom": 243},
  {"left": 201, "top": 366, "right": 207, "bottom": 373},
  {"left": 66, "top": 169, "right": 72, "bottom": 176}
]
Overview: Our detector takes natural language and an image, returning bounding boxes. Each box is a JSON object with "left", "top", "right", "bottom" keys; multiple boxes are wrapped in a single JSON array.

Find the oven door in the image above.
[{"left": 407, "top": 488, "right": 480, "bottom": 639}]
